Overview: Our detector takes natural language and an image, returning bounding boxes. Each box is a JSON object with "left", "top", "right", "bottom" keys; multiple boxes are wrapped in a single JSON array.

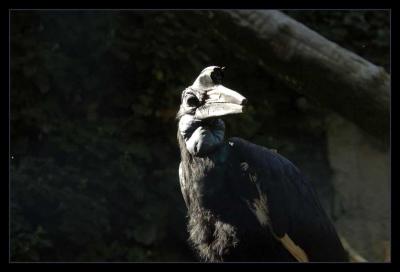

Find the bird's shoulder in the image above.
[
  {"left": 226, "top": 137, "right": 301, "bottom": 179},
  {"left": 226, "top": 136, "right": 323, "bottom": 216}
]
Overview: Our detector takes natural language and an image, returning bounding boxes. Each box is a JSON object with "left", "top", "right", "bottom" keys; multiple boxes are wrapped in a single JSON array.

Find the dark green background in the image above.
[{"left": 10, "top": 10, "right": 389, "bottom": 261}]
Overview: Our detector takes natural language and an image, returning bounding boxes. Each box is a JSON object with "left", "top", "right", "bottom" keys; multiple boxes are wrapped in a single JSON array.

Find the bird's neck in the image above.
[
  {"left": 177, "top": 131, "right": 228, "bottom": 167},
  {"left": 178, "top": 116, "right": 225, "bottom": 157},
  {"left": 178, "top": 131, "right": 230, "bottom": 207}
]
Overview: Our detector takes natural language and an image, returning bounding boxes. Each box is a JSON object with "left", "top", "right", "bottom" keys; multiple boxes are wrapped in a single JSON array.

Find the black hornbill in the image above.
[{"left": 176, "top": 66, "right": 348, "bottom": 262}]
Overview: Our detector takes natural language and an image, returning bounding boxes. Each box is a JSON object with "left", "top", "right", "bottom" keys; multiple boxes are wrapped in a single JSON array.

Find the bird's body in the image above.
[{"left": 177, "top": 66, "right": 348, "bottom": 262}]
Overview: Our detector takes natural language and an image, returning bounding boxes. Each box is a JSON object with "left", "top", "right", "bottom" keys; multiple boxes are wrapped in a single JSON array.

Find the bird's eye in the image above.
[{"left": 186, "top": 96, "right": 200, "bottom": 107}]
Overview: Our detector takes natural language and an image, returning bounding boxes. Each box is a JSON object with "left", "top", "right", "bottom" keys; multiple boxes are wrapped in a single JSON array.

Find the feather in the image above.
[
  {"left": 228, "top": 137, "right": 348, "bottom": 261},
  {"left": 279, "top": 234, "right": 309, "bottom": 262}
]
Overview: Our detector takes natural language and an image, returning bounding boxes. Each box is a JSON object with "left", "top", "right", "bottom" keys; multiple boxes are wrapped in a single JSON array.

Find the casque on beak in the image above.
[{"left": 195, "top": 85, "right": 247, "bottom": 120}]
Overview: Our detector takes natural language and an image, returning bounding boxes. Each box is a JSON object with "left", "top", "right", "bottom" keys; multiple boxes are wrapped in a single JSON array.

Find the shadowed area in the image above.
[{"left": 10, "top": 10, "right": 389, "bottom": 262}]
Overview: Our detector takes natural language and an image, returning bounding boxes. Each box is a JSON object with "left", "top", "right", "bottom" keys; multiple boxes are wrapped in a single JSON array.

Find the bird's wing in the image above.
[
  {"left": 179, "top": 162, "right": 190, "bottom": 209},
  {"left": 228, "top": 137, "right": 347, "bottom": 262}
]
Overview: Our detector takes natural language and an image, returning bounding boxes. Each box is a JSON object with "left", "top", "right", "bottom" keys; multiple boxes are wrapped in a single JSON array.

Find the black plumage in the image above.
[{"left": 177, "top": 66, "right": 348, "bottom": 262}]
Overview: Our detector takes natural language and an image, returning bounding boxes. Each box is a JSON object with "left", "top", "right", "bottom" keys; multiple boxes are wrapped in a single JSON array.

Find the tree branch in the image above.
[{"left": 223, "top": 10, "right": 390, "bottom": 146}]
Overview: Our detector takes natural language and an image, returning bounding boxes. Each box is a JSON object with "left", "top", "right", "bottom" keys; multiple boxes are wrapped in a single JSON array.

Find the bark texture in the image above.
[{"left": 225, "top": 10, "right": 390, "bottom": 146}]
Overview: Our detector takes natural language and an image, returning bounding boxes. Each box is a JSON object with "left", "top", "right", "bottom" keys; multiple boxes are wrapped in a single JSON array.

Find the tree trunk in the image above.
[{"left": 223, "top": 10, "right": 390, "bottom": 146}]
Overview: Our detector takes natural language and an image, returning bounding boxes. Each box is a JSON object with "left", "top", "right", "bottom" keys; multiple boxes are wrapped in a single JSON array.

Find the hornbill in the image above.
[{"left": 176, "top": 66, "right": 348, "bottom": 262}]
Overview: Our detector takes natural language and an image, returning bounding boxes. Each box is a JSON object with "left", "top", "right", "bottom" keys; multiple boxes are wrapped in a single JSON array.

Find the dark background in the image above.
[{"left": 10, "top": 10, "right": 390, "bottom": 262}]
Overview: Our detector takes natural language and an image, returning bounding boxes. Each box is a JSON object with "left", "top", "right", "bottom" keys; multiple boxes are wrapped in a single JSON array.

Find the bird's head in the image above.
[{"left": 177, "top": 66, "right": 247, "bottom": 157}]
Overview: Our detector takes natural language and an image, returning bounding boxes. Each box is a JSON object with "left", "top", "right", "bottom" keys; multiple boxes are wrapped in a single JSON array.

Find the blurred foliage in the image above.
[{"left": 10, "top": 10, "right": 389, "bottom": 261}]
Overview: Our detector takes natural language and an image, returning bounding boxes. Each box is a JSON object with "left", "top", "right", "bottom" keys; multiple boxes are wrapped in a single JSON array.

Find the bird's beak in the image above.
[{"left": 195, "top": 85, "right": 247, "bottom": 120}]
